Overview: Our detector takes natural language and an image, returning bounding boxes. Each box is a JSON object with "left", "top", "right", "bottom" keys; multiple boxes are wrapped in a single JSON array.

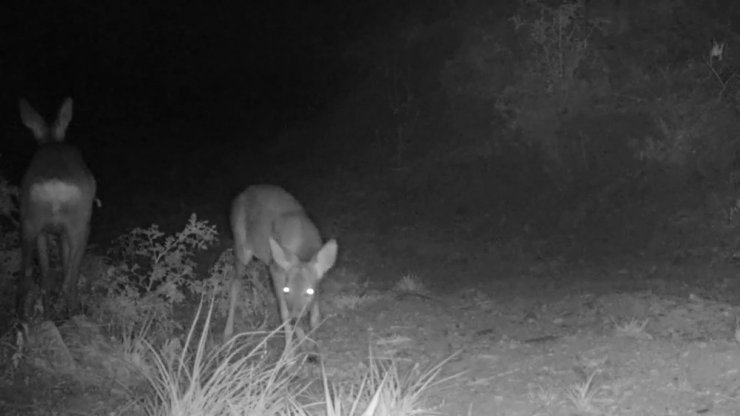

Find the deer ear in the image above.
[
  {"left": 53, "top": 97, "right": 74, "bottom": 140},
  {"left": 269, "top": 237, "right": 297, "bottom": 270},
  {"left": 19, "top": 99, "right": 48, "bottom": 141},
  {"left": 312, "top": 239, "right": 338, "bottom": 279}
]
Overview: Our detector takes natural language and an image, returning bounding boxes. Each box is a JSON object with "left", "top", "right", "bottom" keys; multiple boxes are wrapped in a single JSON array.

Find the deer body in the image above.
[
  {"left": 17, "top": 98, "right": 96, "bottom": 318},
  {"left": 224, "top": 185, "right": 338, "bottom": 344}
]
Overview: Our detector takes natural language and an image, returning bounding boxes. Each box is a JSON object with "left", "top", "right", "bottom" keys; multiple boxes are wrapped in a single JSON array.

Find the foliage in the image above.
[
  {"left": 0, "top": 175, "right": 20, "bottom": 295},
  {"left": 84, "top": 214, "right": 218, "bottom": 344},
  {"left": 144, "top": 299, "right": 309, "bottom": 416},
  {"left": 143, "top": 299, "right": 460, "bottom": 416},
  {"left": 510, "top": 0, "right": 606, "bottom": 95},
  {"left": 393, "top": 274, "right": 427, "bottom": 295},
  {"left": 0, "top": 175, "right": 18, "bottom": 226},
  {"left": 192, "top": 249, "right": 274, "bottom": 330},
  {"left": 497, "top": 0, "right": 609, "bottom": 185},
  {"left": 317, "top": 352, "right": 460, "bottom": 416},
  {"left": 628, "top": 61, "right": 740, "bottom": 178}
]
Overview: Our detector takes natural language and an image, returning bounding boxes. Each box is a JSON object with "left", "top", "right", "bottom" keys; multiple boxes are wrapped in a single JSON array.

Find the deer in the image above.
[
  {"left": 224, "top": 185, "right": 338, "bottom": 351},
  {"left": 16, "top": 98, "right": 97, "bottom": 318}
]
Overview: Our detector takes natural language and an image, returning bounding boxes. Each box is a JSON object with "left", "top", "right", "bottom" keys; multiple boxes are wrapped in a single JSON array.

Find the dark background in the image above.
[
  {"left": 1, "top": 0, "right": 383, "bottom": 238},
  {"left": 3, "top": 0, "right": 740, "bottom": 265}
]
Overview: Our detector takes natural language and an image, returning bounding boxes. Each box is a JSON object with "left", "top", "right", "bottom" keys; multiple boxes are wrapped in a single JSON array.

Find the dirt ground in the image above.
[
  {"left": 313, "top": 215, "right": 740, "bottom": 416},
  {"left": 3, "top": 194, "right": 740, "bottom": 416},
  {"left": 4, "top": 1, "right": 740, "bottom": 414}
]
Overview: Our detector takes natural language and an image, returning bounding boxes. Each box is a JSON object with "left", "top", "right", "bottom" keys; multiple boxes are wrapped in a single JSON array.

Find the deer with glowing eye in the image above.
[{"left": 224, "top": 185, "right": 338, "bottom": 349}]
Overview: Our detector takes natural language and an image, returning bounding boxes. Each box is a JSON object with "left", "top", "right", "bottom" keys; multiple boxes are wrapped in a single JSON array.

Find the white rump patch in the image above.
[{"left": 30, "top": 181, "right": 85, "bottom": 210}]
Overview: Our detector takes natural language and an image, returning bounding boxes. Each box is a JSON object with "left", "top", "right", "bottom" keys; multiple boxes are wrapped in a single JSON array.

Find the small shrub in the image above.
[
  {"left": 193, "top": 249, "right": 274, "bottom": 330},
  {"left": 613, "top": 317, "right": 651, "bottom": 340},
  {"left": 143, "top": 299, "right": 309, "bottom": 416},
  {"left": 84, "top": 214, "right": 218, "bottom": 344},
  {"left": 0, "top": 175, "right": 18, "bottom": 226},
  {"left": 634, "top": 88, "right": 739, "bottom": 176},
  {"left": 0, "top": 176, "right": 20, "bottom": 312},
  {"left": 317, "top": 353, "right": 462, "bottom": 416},
  {"left": 329, "top": 293, "right": 383, "bottom": 311},
  {"left": 565, "top": 370, "right": 603, "bottom": 413},
  {"left": 143, "top": 298, "right": 462, "bottom": 416},
  {"left": 0, "top": 218, "right": 20, "bottom": 287},
  {"left": 393, "top": 274, "right": 427, "bottom": 295},
  {"left": 510, "top": 0, "right": 606, "bottom": 95},
  {"left": 499, "top": 0, "right": 609, "bottom": 184}
]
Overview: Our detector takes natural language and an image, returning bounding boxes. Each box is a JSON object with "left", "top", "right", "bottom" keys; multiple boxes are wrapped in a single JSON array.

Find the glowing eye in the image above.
[
  {"left": 306, "top": 288, "right": 315, "bottom": 295},
  {"left": 282, "top": 287, "right": 290, "bottom": 294}
]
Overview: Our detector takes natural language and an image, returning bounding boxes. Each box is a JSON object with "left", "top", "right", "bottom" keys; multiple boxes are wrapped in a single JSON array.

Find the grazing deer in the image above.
[
  {"left": 17, "top": 98, "right": 96, "bottom": 318},
  {"left": 224, "top": 185, "right": 338, "bottom": 349}
]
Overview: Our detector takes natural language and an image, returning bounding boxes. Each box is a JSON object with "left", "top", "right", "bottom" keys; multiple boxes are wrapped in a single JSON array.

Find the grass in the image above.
[
  {"left": 330, "top": 293, "right": 383, "bottom": 311},
  {"left": 143, "top": 300, "right": 307, "bottom": 416},
  {"left": 317, "top": 352, "right": 462, "bottom": 416},
  {"left": 614, "top": 317, "right": 652, "bottom": 340},
  {"left": 393, "top": 274, "right": 427, "bottom": 295},
  {"left": 565, "top": 370, "right": 602, "bottom": 414},
  {"left": 529, "top": 384, "right": 558, "bottom": 407},
  {"left": 142, "top": 298, "right": 461, "bottom": 416}
]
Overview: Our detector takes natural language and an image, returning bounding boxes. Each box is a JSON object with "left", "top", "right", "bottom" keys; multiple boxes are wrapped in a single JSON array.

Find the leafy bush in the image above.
[
  {"left": 498, "top": 0, "right": 609, "bottom": 184},
  {"left": 0, "top": 175, "right": 19, "bottom": 319},
  {"left": 0, "top": 176, "right": 19, "bottom": 256},
  {"left": 510, "top": 0, "right": 606, "bottom": 95},
  {"left": 318, "top": 353, "right": 460, "bottom": 416},
  {"left": 192, "top": 249, "right": 275, "bottom": 330},
  {"left": 0, "top": 175, "right": 18, "bottom": 225},
  {"left": 84, "top": 214, "right": 218, "bottom": 344}
]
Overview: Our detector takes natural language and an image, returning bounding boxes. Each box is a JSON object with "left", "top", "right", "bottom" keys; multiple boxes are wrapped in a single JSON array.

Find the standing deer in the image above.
[
  {"left": 224, "top": 185, "right": 338, "bottom": 349},
  {"left": 17, "top": 98, "right": 97, "bottom": 318}
]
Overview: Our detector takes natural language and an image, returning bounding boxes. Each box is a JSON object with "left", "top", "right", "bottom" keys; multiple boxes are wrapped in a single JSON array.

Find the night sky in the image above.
[{"left": 1, "top": 0, "right": 426, "bottom": 235}]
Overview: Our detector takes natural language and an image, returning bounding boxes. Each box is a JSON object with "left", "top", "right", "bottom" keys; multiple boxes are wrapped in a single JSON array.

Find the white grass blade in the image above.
[{"left": 142, "top": 296, "right": 308, "bottom": 416}]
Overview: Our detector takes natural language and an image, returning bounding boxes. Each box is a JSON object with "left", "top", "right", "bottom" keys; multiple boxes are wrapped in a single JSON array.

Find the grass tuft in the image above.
[
  {"left": 143, "top": 298, "right": 461, "bottom": 416},
  {"left": 143, "top": 298, "right": 307, "bottom": 416}
]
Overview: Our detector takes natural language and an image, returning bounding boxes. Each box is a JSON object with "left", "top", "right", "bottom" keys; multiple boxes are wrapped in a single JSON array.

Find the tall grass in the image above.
[
  {"left": 142, "top": 299, "right": 462, "bottom": 416},
  {"left": 143, "top": 300, "right": 307, "bottom": 416},
  {"left": 316, "top": 352, "right": 461, "bottom": 416}
]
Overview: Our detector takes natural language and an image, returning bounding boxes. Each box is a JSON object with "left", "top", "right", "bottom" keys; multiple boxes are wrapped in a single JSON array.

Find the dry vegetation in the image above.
[{"left": 4, "top": 0, "right": 740, "bottom": 415}]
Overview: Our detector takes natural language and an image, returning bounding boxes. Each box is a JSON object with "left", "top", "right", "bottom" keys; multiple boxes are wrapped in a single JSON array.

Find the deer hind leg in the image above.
[
  {"left": 36, "top": 233, "right": 54, "bottom": 316},
  {"left": 17, "top": 227, "right": 38, "bottom": 318},
  {"left": 37, "top": 233, "right": 52, "bottom": 293},
  {"left": 62, "top": 221, "right": 89, "bottom": 315}
]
